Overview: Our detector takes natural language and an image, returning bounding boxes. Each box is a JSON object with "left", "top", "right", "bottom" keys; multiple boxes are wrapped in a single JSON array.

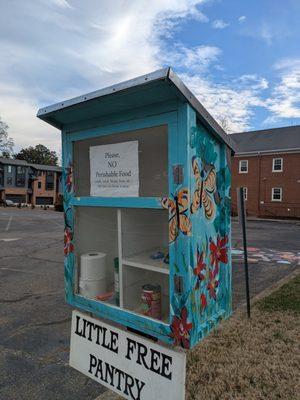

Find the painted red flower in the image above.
[
  {"left": 209, "top": 235, "right": 228, "bottom": 269},
  {"left": 200, "top": 293, "right": 207, "bottom": 310},
  {"left": 65, "top": 164, "right": 73, "bottom": 193},
  {"left": 193, "top": 248, "right": 206, "bottom": 287},
  {"left": 64, "top": 227, "right": 74, "bottom": 256},
  {"left": 207, "top": 268, "right": 219, "bottom": 300},
  {"left": 170, "top": 307, "right": 193, "bottom": 349}
]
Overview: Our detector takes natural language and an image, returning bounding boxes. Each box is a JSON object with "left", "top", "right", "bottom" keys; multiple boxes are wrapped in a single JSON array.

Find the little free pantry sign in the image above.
[{"left": 70, "top": 311, "right": 186, "bottom": 400}]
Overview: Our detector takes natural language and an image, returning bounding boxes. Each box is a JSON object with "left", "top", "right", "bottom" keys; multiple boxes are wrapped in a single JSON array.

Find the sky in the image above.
[{"left": 0, "top": 0, "right": 300, "bottom": 154}]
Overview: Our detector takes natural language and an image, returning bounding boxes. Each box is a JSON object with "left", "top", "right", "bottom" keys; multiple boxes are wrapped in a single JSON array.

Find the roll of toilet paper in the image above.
[
  {"left": 80, "top": 252, "right": 107, "bottom": 280},
  {"left": 79, "top": 278, "right": 107, "bottom": 298},
  {"left": 79, "top": 252, "right": 107, "bottom": 298}
]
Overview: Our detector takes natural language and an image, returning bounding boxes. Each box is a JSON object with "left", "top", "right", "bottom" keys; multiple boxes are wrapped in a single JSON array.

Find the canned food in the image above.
[{"left": 141, "top": 284, "right": 161, "bottom": 320}]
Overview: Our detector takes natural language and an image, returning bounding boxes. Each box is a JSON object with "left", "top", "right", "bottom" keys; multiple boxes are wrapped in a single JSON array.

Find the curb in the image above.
[
  {"left": 232, "top": 216, "right": 300, "bottom": 224},
  {"left": 95, "top": 391, "right": 122, "bottom": 400}
]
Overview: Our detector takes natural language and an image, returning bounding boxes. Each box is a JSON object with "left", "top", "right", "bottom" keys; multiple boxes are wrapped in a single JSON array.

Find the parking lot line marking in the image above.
[
  {"left": 0, "top": 238, "right": 20, "bottom": 242},
  {"left": 5, "top": 215, "right": 13, "bottom": 232},
  {"left": 0, "top": 267, "right": 40, "bottom": 275}
]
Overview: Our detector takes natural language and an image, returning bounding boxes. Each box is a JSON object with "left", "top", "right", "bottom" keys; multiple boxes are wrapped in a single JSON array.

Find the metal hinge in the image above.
[
  {"left": 172, "top": 165, "right": 184, "bottom": 184},
  {"left": 174, "top": 275, "right": 183, "bottom": 294}
]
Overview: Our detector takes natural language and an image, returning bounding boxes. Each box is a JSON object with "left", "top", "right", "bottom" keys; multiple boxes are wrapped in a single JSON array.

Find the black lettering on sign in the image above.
[
  {"left": 88, "top": 353, "right": 146, "bottom": 400},
  {"left": 125, "top": 338, "right": 173, "bottom": 380},
  {"left": 149, "top": 349, "right": 161, "bottom": 374},
  {"left": 88, "top": 354, "right": 97, "bottom": 373},
  {"left": 161, "top": 354, "right": 172, "bottom": 380},
  {"left": 110, "top": 331, "right": 119, "bottom": 353},
  {"left": 75, "top": 315, "right": 83, "bottom": 337},
  {"left": 75, "top": 316, "right": 119, "bottom": 354},
  {"left": 125, "top": 337, "right": 136, "bottom": 360}
]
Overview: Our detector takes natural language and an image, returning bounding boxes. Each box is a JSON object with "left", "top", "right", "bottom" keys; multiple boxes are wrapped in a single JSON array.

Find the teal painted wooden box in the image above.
[{"left": 38, "top": 67, "right": 236, "bottom": 349}]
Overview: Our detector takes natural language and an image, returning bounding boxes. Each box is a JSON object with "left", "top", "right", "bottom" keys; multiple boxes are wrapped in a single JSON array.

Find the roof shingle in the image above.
[{"left": 231, "top": 125, "right": 300, "bottom": 154}]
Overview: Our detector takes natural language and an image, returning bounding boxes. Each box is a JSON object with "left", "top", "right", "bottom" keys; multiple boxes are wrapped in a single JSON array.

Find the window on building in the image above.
[
  {"left": 16, "top": 166, "right": 26, "bottom": 187},
  {"left": 272, "top": 158, "right": 283, "bottom": 172},
  {"left": 38, "top": 181, "right": 42, "bottom": 189},
  {"left": 45, "top": 171, "right": 54, "bottom": 190},
  {"left": 243, "top": 187, "right": 248, "bottom": 201},
  {"left": 239, "top": 160, "right": 248, "bottom": 173},
  {"left": 7, "top": 177, "right": 12, "bottom": 185},
  {"left": 7, "top": 165, "right": 12, "bottom": 173},
  {"left": 272, "top": 187, "right": 282, "bottom": 202},
  {"left": 38, "top": 171, "right": 43, "bottom": 176}
]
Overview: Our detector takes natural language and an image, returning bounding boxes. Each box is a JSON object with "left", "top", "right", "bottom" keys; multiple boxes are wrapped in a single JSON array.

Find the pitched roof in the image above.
[
  {"left": 37, "top": 67, "right": 236, "bottom": 152},
  {"left": 0, "top": 157, "right": 62, "bottom": 172},
  {"left": 0, "top": 158, "right": 28, "bottom": 166},
  {"left": 28, "top": 163, "right": 62, "bottom": 172},
  {"left": 231, "top": 125, "right": 300, "bottom": 154}
]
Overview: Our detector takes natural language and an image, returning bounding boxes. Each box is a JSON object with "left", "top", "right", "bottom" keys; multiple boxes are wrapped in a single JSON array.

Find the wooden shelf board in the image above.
[{"left": 122, "top": 249, "right": 169, "bottom": 275}]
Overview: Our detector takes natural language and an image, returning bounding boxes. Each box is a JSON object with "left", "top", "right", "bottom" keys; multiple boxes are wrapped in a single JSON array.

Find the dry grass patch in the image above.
[{"left": 186, "top": 275, "right": 300, "bottom": 400}]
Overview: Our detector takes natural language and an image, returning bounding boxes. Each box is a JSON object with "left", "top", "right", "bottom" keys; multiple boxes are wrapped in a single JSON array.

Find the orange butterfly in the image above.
[
  {"left": 191, "top": 156, "right": 216, "bottom": 220},
  {"left": 162, "top": 188, "right": 192, "bottom": 243}
]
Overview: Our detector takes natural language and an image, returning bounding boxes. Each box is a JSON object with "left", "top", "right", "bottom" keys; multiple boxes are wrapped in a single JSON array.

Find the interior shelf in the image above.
[
  {"left": 122, "top": 248, "right": 169, "bottom": 275},
  {"left": 75, "top": 206, "right": 169, "bottom": 323}
]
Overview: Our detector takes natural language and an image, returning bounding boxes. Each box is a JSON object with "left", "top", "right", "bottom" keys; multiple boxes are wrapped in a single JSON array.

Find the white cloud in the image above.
[
  {"left": 237, "top": 74, "right": 269, "bottom": 90},
  {"left": 47, "top": 0, "right": 73, "bottom": 9},
  {"left": 260, "top": 22, "right": 273, "bottom": 45},
  {"left": 265, "top": 58, "right": 300, "bottom": 120},
  {"left": 238, "top": 16, "right": 246, "bottom": 23},
  {"left": 0, "top": 0, "right": 299, "bottom": 153},
  {"left": 161, "top": 44, "right": 221, "bottom": 72},
  {"left": 212, "top": 19, "right": 229, "bottom": 29},
  {"left": 180, "top": 73, "right": 266, "bottom": 133},
  {"left": 0, "top": 0, "right": 208, "bottom": 152},
  {"left": 0, "top": 82, "right": 59, "bottom": 153}
]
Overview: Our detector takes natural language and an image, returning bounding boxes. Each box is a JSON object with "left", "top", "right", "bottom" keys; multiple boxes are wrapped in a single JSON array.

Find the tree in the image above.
[
  {"left": 14, "top": 144, "right": 58, "bottom": 166},
  {"left": 218, "top": 117, "right": 230, "bottom": 133},
  {"left": 0, "top": 117, "right": 14, "bottom": 157}
]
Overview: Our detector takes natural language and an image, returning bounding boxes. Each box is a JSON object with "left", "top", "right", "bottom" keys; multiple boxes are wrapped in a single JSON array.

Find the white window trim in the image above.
[
  {"left": 239, "top": 160, "right": 248, "bottom": 173},
  {"left": 271, "top": 187, "right": 282, "bottom": 202},
  {"left": 243, "top": 187, "right": 248, "bottom": 201},
  {"left": 272, "top": 157, "right": 283, "bottom": 172}
]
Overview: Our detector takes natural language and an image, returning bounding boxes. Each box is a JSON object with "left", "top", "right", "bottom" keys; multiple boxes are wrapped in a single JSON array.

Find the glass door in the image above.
[{"left": 72, "top": 124, "right": 171, "bottom": 323}]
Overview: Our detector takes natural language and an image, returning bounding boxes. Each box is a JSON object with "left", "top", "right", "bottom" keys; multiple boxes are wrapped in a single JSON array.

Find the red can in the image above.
[{"left": 141, "top": 284, "right": 161, "bottom": 320}]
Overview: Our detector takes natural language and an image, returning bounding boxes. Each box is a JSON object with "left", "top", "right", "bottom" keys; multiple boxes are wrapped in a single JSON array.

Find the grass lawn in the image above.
[
  {"left": 186, "top": 273, "right": 300, "bottom": 400},
  {"left": 98, "top": 273, "right": 300, "bottom": 400},
  {"left": 257, "top": 274, "right": 300, "bottom": 313}
]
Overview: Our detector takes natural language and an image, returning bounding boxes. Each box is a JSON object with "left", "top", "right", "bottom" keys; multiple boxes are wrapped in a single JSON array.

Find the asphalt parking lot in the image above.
[{"left": 0, "top": 208, "right": 299, "bottom": 400}]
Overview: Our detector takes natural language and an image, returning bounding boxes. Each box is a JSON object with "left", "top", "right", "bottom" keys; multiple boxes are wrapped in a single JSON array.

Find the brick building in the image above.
[
  {"left": 0, "top": 158, "right": 62, "bottom": 206},
  {"left": 231, "top": 125, "right": 300, "bottom": 219}
]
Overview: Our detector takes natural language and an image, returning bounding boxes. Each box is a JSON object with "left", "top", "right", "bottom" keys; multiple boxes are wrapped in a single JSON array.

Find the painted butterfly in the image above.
[
  {"left": 162, "top": 188, "right": 192, "bottom": 243},
  {"left": 191, "top": 156, "right": 216, "bottom": 220}
]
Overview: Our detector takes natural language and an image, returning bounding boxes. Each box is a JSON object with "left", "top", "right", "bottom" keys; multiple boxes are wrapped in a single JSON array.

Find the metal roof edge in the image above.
[
  {"left": 37, "top": 67, "right": 170, "bottom": 119},
  {"left": 167, "top": 68, "right": 236, "bottom": 152},
  {"left": 37, "top": 66, "right": 236, "bottom": 152}
]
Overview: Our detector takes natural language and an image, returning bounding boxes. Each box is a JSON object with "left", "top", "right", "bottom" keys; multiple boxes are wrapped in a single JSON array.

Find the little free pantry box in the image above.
[{"left": 38, "top": 67, "right": 236, "bottom": 349}]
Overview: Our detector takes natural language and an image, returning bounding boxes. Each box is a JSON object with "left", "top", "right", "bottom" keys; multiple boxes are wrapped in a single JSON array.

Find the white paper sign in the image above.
[
  {"left": 90, "top": 141, "right": 139, "bottom": 197},
  {"left": 70, "top": 311, "right": 186, "bottom": 400}
]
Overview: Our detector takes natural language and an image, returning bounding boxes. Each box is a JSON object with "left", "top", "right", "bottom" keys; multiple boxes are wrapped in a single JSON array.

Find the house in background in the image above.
[
  {"left": 0, "top": 158, "right": 35, "bottom": 204},
  {"left": 0, "top": 158, "right": 62, "bottom": 206},
  {"left": 30, "top": 164, "right": 62, "bottom": 205},
  {"left": 231, "top": 125, "right": 300, "bottom": 219}
]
